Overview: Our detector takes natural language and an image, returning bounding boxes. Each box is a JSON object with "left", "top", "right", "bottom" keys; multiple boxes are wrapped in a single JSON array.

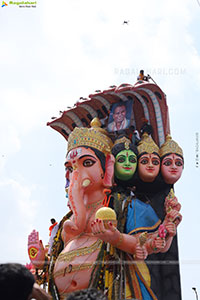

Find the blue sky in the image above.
[{"left": 0, "top": 0, "right": 200, "bottom": 299}]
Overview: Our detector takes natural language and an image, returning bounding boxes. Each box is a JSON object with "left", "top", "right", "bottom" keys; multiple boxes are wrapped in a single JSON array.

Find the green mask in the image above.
[{"left": 114, "top": 149, "right": 137, "bottom": 181}]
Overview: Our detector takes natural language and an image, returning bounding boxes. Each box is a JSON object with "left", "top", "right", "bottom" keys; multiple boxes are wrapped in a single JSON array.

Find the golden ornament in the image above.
[
  {"left": 95, "top": 207, "right": 117, "bottom": 228},
  {"left": 113, "top": 136, "right": 131, "bottom": 150},
  {"left": 160, "top": 135, "right": 183, "bottom": 158},
  {"left": 137, "top": 132, "right": 159, "bottom": 156},
  {"left": 67, "top": 118, "right": 113, "bottom": 155}
]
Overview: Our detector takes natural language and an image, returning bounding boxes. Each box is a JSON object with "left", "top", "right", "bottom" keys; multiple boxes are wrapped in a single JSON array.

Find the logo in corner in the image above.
[{"left": 1, "top": 1, "right": 8, "bottom": 6}]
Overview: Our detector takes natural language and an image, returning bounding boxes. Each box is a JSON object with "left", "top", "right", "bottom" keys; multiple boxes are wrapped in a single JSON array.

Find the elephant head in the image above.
[{"left": 63, "top": 118, "right": 114, "bottom": 236}]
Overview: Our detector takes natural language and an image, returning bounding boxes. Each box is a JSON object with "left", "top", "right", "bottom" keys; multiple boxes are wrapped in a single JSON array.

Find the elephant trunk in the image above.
[{"left": 64, "top": 171, "right": 87, "bottom": 235}]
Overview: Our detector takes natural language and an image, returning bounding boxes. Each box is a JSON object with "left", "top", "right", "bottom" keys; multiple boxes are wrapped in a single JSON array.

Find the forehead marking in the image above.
[{"left": 67, "top": 148, "right": 82, "bottom": 160}]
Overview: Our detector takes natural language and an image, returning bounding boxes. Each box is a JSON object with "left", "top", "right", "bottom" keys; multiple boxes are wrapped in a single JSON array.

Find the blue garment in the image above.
[
  {"left": 136, "top": 273, "right": 154, "bottom": 300},
  {"left": 125, "top": 198, "right": 161, "bottom": 235},
  {"left": 125, "top": 197, "right": 160, "bottom": 300}
]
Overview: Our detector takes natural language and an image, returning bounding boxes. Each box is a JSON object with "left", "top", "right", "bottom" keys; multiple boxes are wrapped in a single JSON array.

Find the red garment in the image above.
[{"left": 49, "top": 222, "right": 58, "bottom": 236}]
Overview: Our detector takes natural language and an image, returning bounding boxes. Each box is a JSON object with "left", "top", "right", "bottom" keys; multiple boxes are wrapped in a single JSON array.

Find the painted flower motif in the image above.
[{"left": 158, "top": 224, "right": 167, "bottom": 239}]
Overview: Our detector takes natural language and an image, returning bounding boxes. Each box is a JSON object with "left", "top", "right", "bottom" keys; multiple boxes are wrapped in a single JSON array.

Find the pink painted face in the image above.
[
  {"left": 161, "top": 154, "right": 184, "bottom": 184},
  {"left": 138, "top": 153, "right": 160, "bottom": 182},
  {"left": 65, "top": 147, "right": 104, "bottom": 191}
]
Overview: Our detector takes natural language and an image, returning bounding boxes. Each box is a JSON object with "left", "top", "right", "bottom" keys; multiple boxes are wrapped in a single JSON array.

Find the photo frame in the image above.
[{"left": 107, "top": 99, "right": 133, "bottom": 132}]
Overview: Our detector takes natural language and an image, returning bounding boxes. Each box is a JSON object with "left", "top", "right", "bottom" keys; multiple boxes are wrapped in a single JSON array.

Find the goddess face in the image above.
[
  {"left": 115, "top": 149, "right": 137, "bottom": 181},
  {"left": 161, "top": 153, "right": 184, "bottom": 184},
  {"left": 138, "top": 153, "right": 160, "bottom": 182}
]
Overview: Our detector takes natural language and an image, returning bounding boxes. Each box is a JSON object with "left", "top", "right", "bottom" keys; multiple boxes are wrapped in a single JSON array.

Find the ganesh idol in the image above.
[{"left": 28, "top": 119, "right": 152, "bottom": 300}]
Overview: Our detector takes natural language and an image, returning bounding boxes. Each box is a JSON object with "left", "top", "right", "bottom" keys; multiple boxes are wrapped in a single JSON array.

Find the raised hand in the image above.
[
  {"left": 164, "top": 221, "right": 177, "bottom": 237},
  {"left": 166, "top": 209, "right": 182, "bottom": 227},
  {"left": 165, "top": 195, "right": 181, "bottom": 213},
  {"left": 91, "top": 219, "right": 120, "bottom": 245},
  {"left": 28, "top": 230, "right": 46, "bottom": 268},
  {"left": 135, "top": 243, "right": 148, "bottom": 260},
  {"left": 153, "top": 236, "right": 166, "bottom": 250}
]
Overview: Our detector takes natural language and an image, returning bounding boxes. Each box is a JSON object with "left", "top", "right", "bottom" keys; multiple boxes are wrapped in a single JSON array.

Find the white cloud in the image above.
[
  {"left": 0, "top": 178, "right": 37, "bottom": 220},
  {"left": 0, "top": 178, "right": 38, "bottom": 263}
]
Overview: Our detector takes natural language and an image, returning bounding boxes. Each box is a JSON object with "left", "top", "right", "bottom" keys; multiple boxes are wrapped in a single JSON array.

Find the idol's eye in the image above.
[
  {"left": 129, "top": 156, "right": 137, "bottom": 164},
  {"left": 163, "top": 160, "right": 172, "bottom": 166},
  {"left": 152, "top": 159, "right": 160, "bottom": 166},
  {"left": 116, "top": 156, "right": 125, "bottom": 163},
  {"left": 65, "top": 166, "right": 73, "bottom": 173},
  {"left": 140, "top": 158, "right": 148, "bottom": 165},
  {"left": 175, "top": 160, "right": 183, "bottom": 167},
  {"left": 83, "top": 159, "right": 96, "bottom": 167}
]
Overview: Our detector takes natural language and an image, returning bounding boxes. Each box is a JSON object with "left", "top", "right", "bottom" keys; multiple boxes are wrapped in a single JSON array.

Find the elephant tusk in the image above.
[{"left": 82, "top": 179, "right": 91, "bottom": 187}]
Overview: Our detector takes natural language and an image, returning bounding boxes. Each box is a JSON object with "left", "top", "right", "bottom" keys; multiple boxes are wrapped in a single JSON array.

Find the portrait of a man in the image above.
[{"left": 107, "top": 100, "right": 133, "bottom": 132}]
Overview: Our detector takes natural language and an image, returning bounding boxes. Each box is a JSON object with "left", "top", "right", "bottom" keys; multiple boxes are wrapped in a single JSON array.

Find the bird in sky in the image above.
[{"left": 123, "top": 20, "right": 129, "bottom": 25}]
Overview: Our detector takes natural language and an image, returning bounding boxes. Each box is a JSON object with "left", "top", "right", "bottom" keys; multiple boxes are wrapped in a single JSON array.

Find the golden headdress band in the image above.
[
  {"left": 137, "top": 132, "right": 159, "bottom": 156},
  {"left": 67, "top": 118, "right": 113, "bottom": 155},
  {"left": 160, "top": 135, "right": 183, "bottom": 158},
  {"left": 113, "top": 136, "right": 131, "bottom": 150}
]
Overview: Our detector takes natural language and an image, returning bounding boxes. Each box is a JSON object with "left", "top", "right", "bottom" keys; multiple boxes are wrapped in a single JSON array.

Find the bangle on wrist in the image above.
[
  {"left": 150, "top": 239, "right": 157, "bottom": 252},
  {"left": 114, "top": 232, "right": 123, "bottom": 248}
]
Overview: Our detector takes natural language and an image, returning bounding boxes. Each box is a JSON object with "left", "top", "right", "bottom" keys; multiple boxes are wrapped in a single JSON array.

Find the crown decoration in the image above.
[
  {"left": 160, "top": 135, "right": 183, "bottom": 158},
  {"left": 137, "top": 132, "right": 159, "bottom": 156},
  {"left": 67, "top": 117, "right": 113, "bottom": 155},
  {"left": 113, "top": 136, "right": 131, "bottom": 150}
]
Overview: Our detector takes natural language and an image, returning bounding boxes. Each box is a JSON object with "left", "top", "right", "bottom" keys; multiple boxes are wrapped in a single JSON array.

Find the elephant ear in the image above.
[{"left": 103, "top": 154, "right": 115, "bottom": 187}]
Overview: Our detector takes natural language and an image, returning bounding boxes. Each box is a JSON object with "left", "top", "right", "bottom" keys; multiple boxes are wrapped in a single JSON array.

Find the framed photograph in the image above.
[{"left": 107, "top": 99, "right": 133, "bottom": 132}]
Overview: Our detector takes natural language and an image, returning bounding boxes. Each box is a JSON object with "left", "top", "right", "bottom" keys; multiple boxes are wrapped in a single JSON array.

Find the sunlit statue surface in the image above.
[
  {"left": 28, "top": 120, "right": 183, "bottom": 300},
  {"left": 27, "top": 75, "right": 184, "bottom": 300}
]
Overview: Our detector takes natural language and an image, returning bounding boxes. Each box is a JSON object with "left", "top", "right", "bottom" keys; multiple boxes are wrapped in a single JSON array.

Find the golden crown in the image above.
[
  {"left": 160, "top": 135, "right": 183, "bottom": 158},
  {"left": 137, "top": 132, "right": 159, "bottom": 156},
  {"left": 67, "top": 118, "right": 113, "bottom": 154},
  {"left": 113, "top": 136, "right": 131, "bottom": 150}
]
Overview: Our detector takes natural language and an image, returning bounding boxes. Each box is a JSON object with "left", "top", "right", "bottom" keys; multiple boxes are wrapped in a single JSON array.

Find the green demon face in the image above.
[{"left": 115, "top": 149, "right": 137, "bottom": 181}]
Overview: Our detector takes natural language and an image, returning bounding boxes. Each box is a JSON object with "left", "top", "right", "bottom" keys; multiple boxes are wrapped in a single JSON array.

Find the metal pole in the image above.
[
  {"left": 147, "top": 74, "right": 158, "bottom": 86},
  {"left": 192, "top": 287, "right": 198, "bottom": 300}
]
